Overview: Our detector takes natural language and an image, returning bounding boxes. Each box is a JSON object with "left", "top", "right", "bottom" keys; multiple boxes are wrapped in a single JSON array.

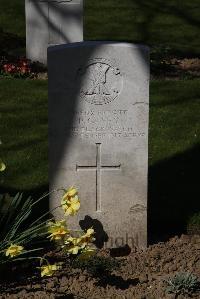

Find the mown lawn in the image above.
[
  {"left": 0, "top": 78, "right": 199, "bottom": 194},
  {"left": 149, "top": 79, "right": 200, "bottom": 165},
  {"left": 0, "top": 79, "right": 48, "bottom": 194},
  {"left": 85, "top": 0, "right": 200, "bottom": 56}
]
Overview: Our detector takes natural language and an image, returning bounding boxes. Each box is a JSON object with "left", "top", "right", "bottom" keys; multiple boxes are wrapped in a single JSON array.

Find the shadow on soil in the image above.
[
  {"left": 95, "top": 275, "right": 139, "bottom": 290},
  {"left": 148, "top": 143, "right": 200, "bottom": 244}
]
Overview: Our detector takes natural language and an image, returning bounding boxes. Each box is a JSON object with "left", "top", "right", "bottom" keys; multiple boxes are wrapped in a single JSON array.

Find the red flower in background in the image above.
[
  {"left": 3, "top": 63, "right": 17, "bottom": 73},
  {"left": 2, "top": 58, "right": 31, "bottom": 76}
]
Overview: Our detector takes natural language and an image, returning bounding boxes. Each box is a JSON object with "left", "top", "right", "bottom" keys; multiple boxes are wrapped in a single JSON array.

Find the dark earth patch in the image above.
[{"left": 0, "top": 234, "right": 199, "bottom": 299}]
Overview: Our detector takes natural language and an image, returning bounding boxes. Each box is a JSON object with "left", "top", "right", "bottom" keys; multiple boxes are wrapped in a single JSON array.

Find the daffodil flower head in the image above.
[
  {"left": 62, "top": 186, "right": 78, "bottom": 202},
  {"left": 65, "top": 236, "right": 82, "bottom": 246},
  {"left": 85, "top": 228, "right": 95, "bottom": 237},
  {"left": 80, "top": 228, "right": 95, "bottom": 247},
  {"left": 47, "top": 220, "right": 69, "bottom": 241},
  {"left": 68, "top": 245, "right": 81, "bottom": 255},
  {"left": 0, "top": 159, "right": 6, "bottom": 172},
  {"left": 47, "top": 220, "right": 66, "bottom": 230},
  {"left": 5, "top": 243, "right": 24, "bottom": 258},
  {"left": 40, "top": 263, "right": 61, "bottom": 277},
  {"left": 47, "top": 227, "right": 69, "bottom": 241},
  {"left": 64, "top": 236, "right": 83, "bottom": 255},
  {"left": 62, "top": 196, "right": 80, "bottom": 216}
]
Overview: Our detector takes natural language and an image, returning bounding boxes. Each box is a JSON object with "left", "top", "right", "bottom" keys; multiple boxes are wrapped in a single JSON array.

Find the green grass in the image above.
[
  {"left": 85, "top": 0, "right": 200, "bottom": 56},
  {"left": 0, "top": 78, "right": 199, "bottom": 194},
  {"left": 0, "top": 0, "right": 200, "bottom": 56},
  {"left": 0, "top": 79, "right": 48, "bottom": 193},
  {"left": 149, "top": 80, "right": 200, "bottom": 165}
]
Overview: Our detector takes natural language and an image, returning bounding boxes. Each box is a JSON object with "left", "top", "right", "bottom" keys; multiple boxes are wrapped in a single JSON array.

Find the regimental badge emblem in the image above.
[{"left": 77, "top": 58, "right": 123, "bottom": 105}]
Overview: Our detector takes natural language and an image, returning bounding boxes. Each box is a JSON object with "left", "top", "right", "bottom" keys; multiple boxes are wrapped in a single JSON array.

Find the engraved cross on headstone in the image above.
[{"left": 76, "top": 143, "right": 121, "bottom": 212}]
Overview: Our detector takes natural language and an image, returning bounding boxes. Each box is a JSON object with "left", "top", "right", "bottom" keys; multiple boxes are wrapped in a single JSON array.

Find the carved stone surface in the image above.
[
  {"left": 25, "top": 0, "right": 83, "bottom": 64},
  {"left": 48, "top": 41, "right": 149, "bottom": 249},
  {"left": 77, "top": 58, "right": 123, "bottom": 105}
]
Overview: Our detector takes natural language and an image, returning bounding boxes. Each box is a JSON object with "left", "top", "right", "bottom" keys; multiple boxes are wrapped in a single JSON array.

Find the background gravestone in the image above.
[
  {"left": 25, "top": 0, "right": 83, "bottom": 64},
  {"left": 48, "top": 41, "right": 149, "bottom": 249}
]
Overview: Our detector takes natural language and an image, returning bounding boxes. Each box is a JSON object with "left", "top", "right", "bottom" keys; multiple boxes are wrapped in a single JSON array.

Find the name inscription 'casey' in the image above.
[{"left": 68, "top": 109, "right": 146, "bottom": 139}]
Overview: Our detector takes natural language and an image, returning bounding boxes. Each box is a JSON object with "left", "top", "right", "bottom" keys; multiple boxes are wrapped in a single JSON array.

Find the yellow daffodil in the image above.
[
  {"left": 68, "top": 245, "right": 80, "bottom": 255},
  {"left": 48, "top": 227, "right": 69, "bottom": 241},
  {"left": 5, "top": 244, "right": 24, "bottom": 258},
  {"left": 0, "top": 160, "right": 6, "bottom": 172},
  {"left": 80, "top": 228, "right": 95, "bottom": 247},
  {"left": 47, "top": 220, "right": 66, "bottom": 230},
  {"left": 40, "top": 264, "right": 60, "bottom": 277},
  {"left": 64, "top": 236, "right": 83, "bottom": 255},
  {"left": 64, "top": 228, "right": 96, "bottom": 255},
  {"left": 62, "top": 186, "right": 78, "bottom": 202},
  {"left": 85, "top": 228, "right": 95, "bottom": 238},
  {"left": 47, "top": 220, "right": 69, "bottom": 241},
  {"left": 62, "top": 196, "right": 80, "bottom": 216}
]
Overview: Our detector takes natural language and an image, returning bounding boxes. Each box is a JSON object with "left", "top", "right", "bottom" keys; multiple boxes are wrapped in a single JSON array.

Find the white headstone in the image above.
[
  {"left": 25, "top": 0, "right": 83, "bottom": 64},
  {"left": 48, "top": 42, "right": 149, "bottom": 249}
]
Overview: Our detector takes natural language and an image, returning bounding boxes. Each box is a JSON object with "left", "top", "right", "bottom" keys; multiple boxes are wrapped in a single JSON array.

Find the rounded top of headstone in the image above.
[
  {"left": 28, "top": 0, "right": 81, "bottom": 2},
  {"left": 47, "top": 41, "right": 149, "bottom": 53}
]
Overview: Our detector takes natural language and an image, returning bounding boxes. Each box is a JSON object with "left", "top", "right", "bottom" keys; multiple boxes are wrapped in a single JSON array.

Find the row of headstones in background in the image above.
[
  {"left": 48, "top": 42, "right": 149, "bottom": 249},
  {"left": 25, "top": 0, "right": 83, "bottom": 64}
]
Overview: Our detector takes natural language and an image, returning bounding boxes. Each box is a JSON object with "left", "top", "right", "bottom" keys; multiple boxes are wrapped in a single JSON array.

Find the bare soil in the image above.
[{"left": 0, "top": 234, "right": 200, "bottom": 299}]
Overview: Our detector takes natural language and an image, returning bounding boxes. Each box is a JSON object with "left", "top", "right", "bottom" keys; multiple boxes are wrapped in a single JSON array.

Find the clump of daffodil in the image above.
[
  {"left": 47, "top": 220, "right": 70, "bottom": 241},
  {"left": 64, "top": 227, "right": 95, "bottom": 255},
  {"left": 61, "top": 186, "right": 80, "bottom": 216},
  {"left": 5, "top": 243, "right": 24, "bottom": 258},
  {"left": 39, "top": 263, "right": 61, "bottom": 277},
  {"left": 0, "top": 159, "right": 6, "bottom": 172}
]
